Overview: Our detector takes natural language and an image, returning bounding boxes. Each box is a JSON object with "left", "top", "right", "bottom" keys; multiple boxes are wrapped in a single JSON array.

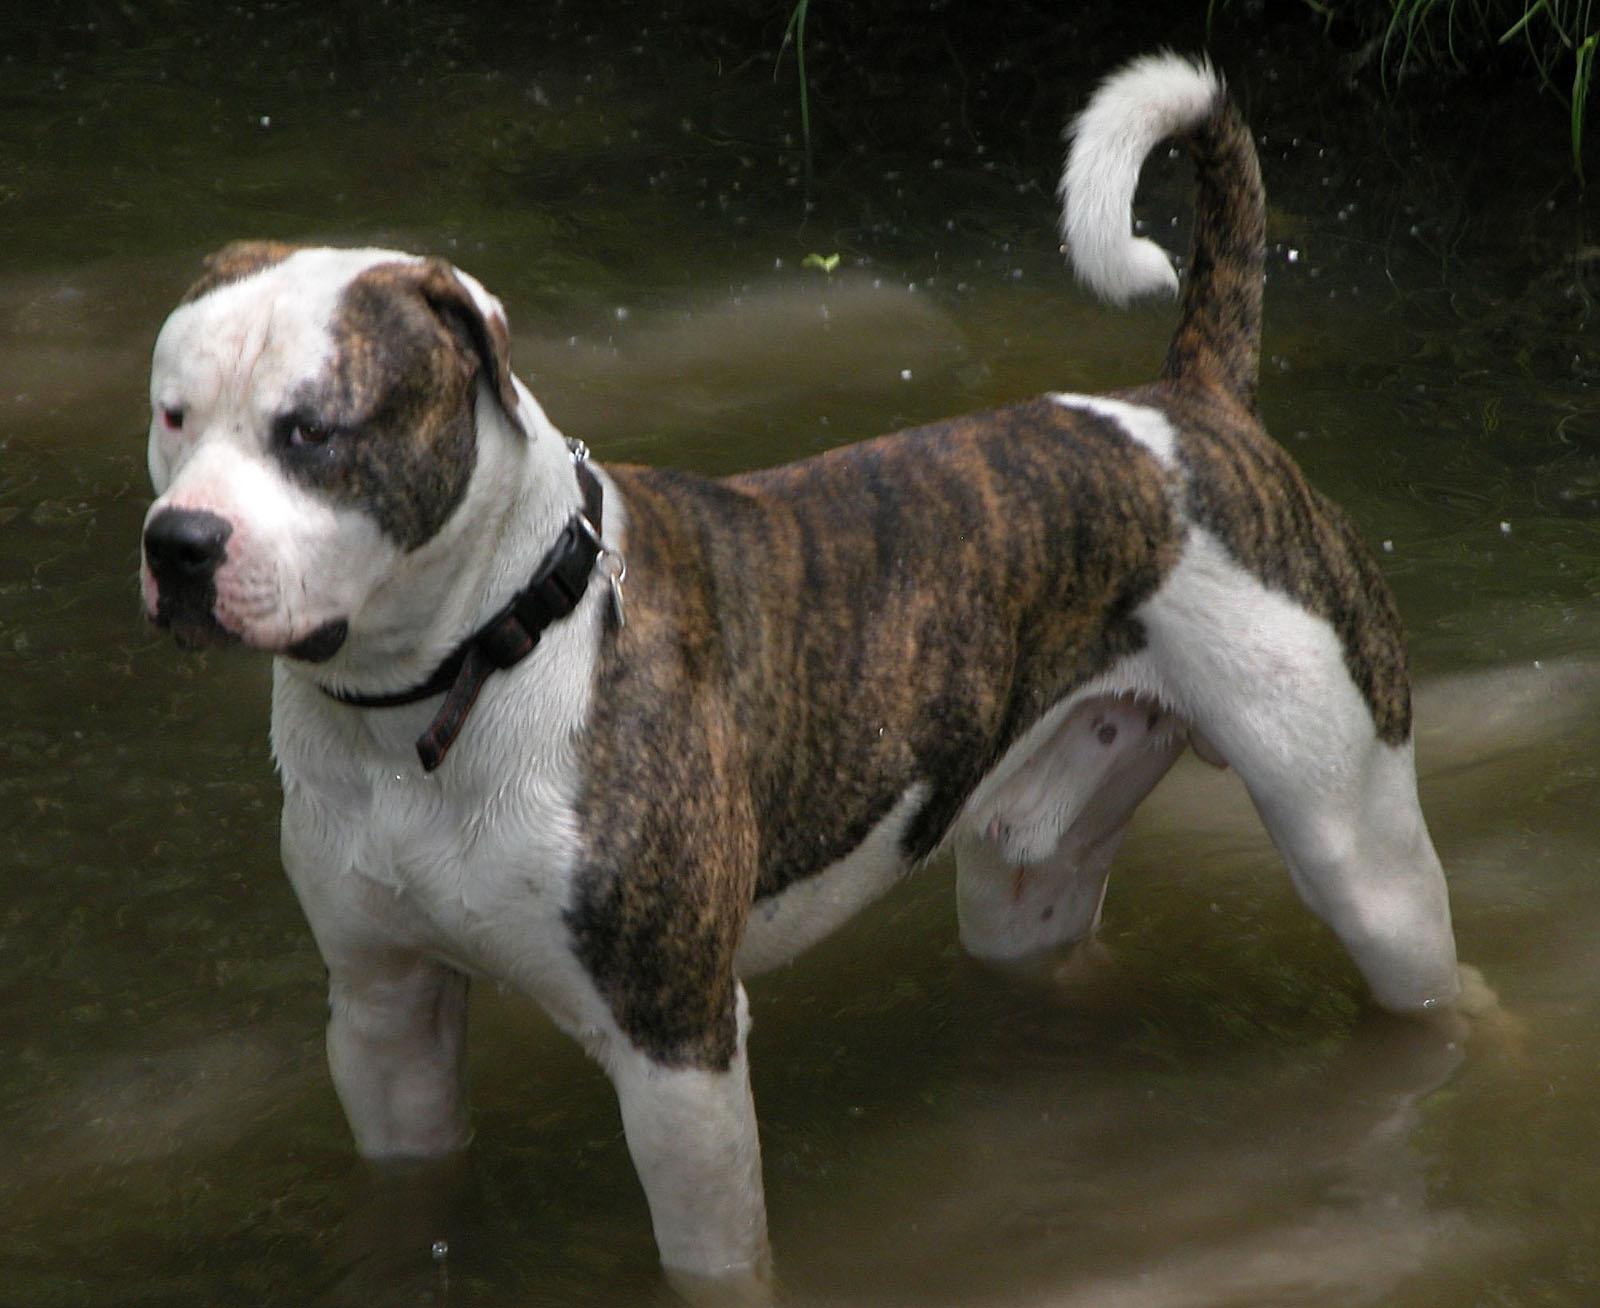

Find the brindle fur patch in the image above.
[
  {"left": 1138, "top": 88, "right": 1409, "bottom": 743},
  {"left": 1161, "top": 99, "right": 1264, "bottom": 413},
  {"left": 566, "top": 400, "right": 1180, "bottom": 1069},
  {"left": 564, "top": 78, "right": 1416, "bottom": 1069},
  {"left": 276, "top": 262, "right": 485, "bottom": 550},
  {"left": 1131, "top": 379, "right": 1413, "bottom": 744},
  {"left": 411, "top": 258, "right": 522, "bottom": 429},
  {"left": 181, "top": 240, "right": 300, "bottom": 304}
]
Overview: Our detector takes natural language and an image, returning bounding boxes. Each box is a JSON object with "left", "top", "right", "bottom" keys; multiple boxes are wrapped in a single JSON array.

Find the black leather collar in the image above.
[{"left": 325, "top": 459, "right": 607, "bottom": 772}]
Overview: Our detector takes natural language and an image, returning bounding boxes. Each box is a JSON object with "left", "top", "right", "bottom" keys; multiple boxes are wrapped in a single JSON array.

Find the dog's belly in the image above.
[
  {"left": 733, "top": 673, "right": 1188, "bottom": 974},
  {"left": 736, "top": 784, "right": 928, "bottom": 974}
]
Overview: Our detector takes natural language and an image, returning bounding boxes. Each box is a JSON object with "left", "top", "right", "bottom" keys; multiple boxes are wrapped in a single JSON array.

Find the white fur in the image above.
[
  {"left": 144, "top": 246, "right": 576, "bottom": 693},
  {"left": 971, "top": 693, "right": 1183, "bottom": 867},
  {"left": 323, "top": 957, "right": 473, "bottom": 1157},
  {"left": 949, "top": 524, "right": 1460, "bottom": 1010},
  {"left": 1052, "top": 392, "right": 1181, "bottom": 466},
  {"left": 956, "top": 693, "right": 1185, "bottom": 959},
  {"left": 737, "top": 785, "right": 929, "bottom": 975},
  {"left": 608, "top": 986, "right": 770, "bottom": 1284},
  {"left": 146, "top": 247, "right": 630, "bottom": 1111},
  {"left": 148, "top": 250, "right": 744, "bottom": 1275},
  {"left": 1136, "top": 529, "right": 1460, "bottom": 1011},
  {"left": 146, "top": 250, "right": 407, "bottom": 653},
  {"left": 269, "top": 453, "right": 620, "bottom": 1030},
  {"left": 1060, "top": 52, "right": 1221, "bottom": 305}
]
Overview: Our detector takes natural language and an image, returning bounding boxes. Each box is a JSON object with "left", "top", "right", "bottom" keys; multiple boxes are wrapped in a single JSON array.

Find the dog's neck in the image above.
[{"left": 294, "top": 377, "right": 589, "bottom": 699}]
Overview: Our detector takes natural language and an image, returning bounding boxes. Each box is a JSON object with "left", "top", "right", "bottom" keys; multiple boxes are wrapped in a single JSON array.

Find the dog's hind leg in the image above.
[
  {"left": 1234, "top": 736, "right": 1460, "bottom": 1015},
  {"left": 958, "top": 693, "right": 1187, "bottom": 960},
  {"left": 955, "top": 827, "right": 1117, "bottom": 963},
  {"left": 1145, "top": 538, "right": 1462, "bottom": 1015}
]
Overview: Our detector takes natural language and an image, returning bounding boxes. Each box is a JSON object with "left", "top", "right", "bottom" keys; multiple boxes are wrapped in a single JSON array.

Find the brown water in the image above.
[{"left": 3, "top": 6, "right": 1598, "bottom": 1306}]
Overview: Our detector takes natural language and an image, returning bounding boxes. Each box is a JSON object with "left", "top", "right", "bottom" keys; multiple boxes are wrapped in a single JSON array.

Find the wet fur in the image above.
[{"left": 568, "top": 399, "right": 1180, "bottom": 1065}]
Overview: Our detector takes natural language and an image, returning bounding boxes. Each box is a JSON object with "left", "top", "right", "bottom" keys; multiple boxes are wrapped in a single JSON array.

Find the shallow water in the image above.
[{"left": 2, "top": 6, "right": 1597, "bottom": 1306}]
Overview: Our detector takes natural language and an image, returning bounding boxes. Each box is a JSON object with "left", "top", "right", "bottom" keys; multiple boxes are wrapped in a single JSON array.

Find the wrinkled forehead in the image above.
[
  {"left": 149, "top": 247, "right": 506, "bottom": 413},
  {"left": 151, "top": 249, "right": 409, "bottom": 407}
]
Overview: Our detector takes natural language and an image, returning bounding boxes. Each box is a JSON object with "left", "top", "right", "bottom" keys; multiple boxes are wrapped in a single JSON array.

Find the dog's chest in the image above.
[
  {"left": 273, "top": 669, "right": 588, "bottom": 984},
  {"left": 333, "top": 774, "right": 571, "bottom": 968}
]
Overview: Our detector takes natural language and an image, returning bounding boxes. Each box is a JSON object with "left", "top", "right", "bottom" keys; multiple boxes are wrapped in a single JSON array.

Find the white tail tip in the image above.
[{"left": 1060, "top": 53, "right": 1222, "bottom": 306}]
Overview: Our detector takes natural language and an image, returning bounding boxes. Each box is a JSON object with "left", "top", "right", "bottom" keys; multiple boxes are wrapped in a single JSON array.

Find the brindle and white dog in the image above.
[{"left": 141, "top": 54, "right": 1466, "bottom": 1288}]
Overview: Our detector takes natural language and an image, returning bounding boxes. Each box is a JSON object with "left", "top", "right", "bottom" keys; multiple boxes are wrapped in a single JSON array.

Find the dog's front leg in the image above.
[
  {"left": 325, "top": 957, "right": 472, "bottom": 1159},
  {"left": 603, "top": 983, "right": 770, "bottom": 1298}
]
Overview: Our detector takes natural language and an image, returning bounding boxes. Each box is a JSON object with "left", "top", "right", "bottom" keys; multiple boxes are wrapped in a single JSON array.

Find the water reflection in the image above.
[
  {"left": 740, "top": 657, "right": 1592, "bottom": 1308},
  {"left": 788, "top": 1018, "right": 1487, "bottom": 1308}
]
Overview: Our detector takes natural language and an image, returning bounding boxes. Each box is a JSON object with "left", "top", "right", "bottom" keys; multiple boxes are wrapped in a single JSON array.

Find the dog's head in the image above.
[{"left": 141, "top": 242, "right": 523, "bottom": 662}]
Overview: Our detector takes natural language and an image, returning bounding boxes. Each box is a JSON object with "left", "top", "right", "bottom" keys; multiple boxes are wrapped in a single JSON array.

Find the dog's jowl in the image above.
[{"left": 141, "top": 53, "right": 1467, "bottom": 1291}]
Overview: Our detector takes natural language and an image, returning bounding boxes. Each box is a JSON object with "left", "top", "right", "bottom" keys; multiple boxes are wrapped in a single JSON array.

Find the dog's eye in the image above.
[
  {"left": 159, "top": 405, "right": 185, "bottom": 432},
  {"left": 272, "top": 414, "right": 345, "bottom": 459},
  {"left": 286, "top": 421, "right": 335, "bottom": 449}
]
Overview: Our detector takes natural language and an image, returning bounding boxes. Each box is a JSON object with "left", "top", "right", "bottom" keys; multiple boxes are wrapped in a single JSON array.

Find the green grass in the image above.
[
  {"left": 1211, "top": 0, "right": 1594, "bottom": 182},
  {"left": 1383, "top": 0, "right": 1596, "bottom": 182},
  {"left": 777, "top": 0, "right": 813, "bottom": 183}
]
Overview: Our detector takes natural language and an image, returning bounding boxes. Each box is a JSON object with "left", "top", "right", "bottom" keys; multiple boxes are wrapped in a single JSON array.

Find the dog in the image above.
[{"left": 140, "top": 53, "right": 1467, "bottom": 1291}]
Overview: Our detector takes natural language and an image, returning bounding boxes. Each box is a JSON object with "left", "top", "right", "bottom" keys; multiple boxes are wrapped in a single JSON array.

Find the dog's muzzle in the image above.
[
  {"left": 142, "top": 507, "right": 350, "bottom": 661},
  {"left": 142, "top": 506, "right": 238, "bottom": 649}
]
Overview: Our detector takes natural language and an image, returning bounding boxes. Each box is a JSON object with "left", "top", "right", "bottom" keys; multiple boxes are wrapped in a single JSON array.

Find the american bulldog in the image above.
[{"left": 140, "top": 52, "right": 1465, "bottom": 1289}]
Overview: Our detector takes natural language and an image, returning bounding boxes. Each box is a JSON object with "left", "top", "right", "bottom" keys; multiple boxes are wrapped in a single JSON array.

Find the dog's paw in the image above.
[
  {"left": 664, "top": 1259, "right": 775, "bottom": 1308},
  {"left": 1454, "top": 962, "right": 1528, "bottom": 1061},
  {"left": 1047, "top": 936, "right": 1122, "bottom": 1000}
]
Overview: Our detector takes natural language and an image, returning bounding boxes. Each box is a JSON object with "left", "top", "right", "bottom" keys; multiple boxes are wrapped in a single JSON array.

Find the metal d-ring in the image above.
[{"left": 577, "top": 513, "right": 627, "bottom": 629}]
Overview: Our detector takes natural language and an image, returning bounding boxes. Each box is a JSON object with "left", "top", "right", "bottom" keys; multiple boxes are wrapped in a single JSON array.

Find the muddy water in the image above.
[{"left": 3, "top": 6, "right": 1597, "bottom": 1307}]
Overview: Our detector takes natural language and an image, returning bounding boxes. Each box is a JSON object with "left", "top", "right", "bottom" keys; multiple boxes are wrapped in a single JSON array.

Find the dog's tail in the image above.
[{"left": 1059, "top": 52, "right": 1264, "bottom": 411}]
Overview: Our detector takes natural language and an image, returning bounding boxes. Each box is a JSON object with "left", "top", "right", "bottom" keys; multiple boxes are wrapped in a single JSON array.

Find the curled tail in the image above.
[{"left": 1059, "top": 52, "right": 1265, "bottom": 411}]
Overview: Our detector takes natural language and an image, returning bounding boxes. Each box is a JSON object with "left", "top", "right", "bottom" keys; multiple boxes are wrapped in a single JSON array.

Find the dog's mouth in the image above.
[
  {"left": 149, "top": 605, "right": 347, "bottom": 663},
  {"left": 149, "top": 579, "right": 240, "bottom": 651},
  {"left": 157, "top": 608, "right": 242, "bottom": 652},
  {"left": 284, "top": 618, "right": 349, "bottom": 663}
]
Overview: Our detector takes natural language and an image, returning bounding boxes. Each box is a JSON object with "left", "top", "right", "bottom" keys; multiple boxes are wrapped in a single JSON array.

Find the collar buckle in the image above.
[{"left": 575, "top": 511, "right": 627, "bottom": 629}]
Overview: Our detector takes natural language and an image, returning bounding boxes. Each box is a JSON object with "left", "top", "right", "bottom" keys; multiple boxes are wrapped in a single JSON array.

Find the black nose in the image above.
[{"left": 144, "top": 508, "right": 232, "bottom": 584}]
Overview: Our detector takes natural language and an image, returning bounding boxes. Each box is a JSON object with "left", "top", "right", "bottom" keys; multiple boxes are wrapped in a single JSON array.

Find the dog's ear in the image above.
[
  {"left": 412, "top": 258, "right": 524, "bottom": 437},
  {"left": 182, "top": 240, "right": 300, "bottom": 304}
]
